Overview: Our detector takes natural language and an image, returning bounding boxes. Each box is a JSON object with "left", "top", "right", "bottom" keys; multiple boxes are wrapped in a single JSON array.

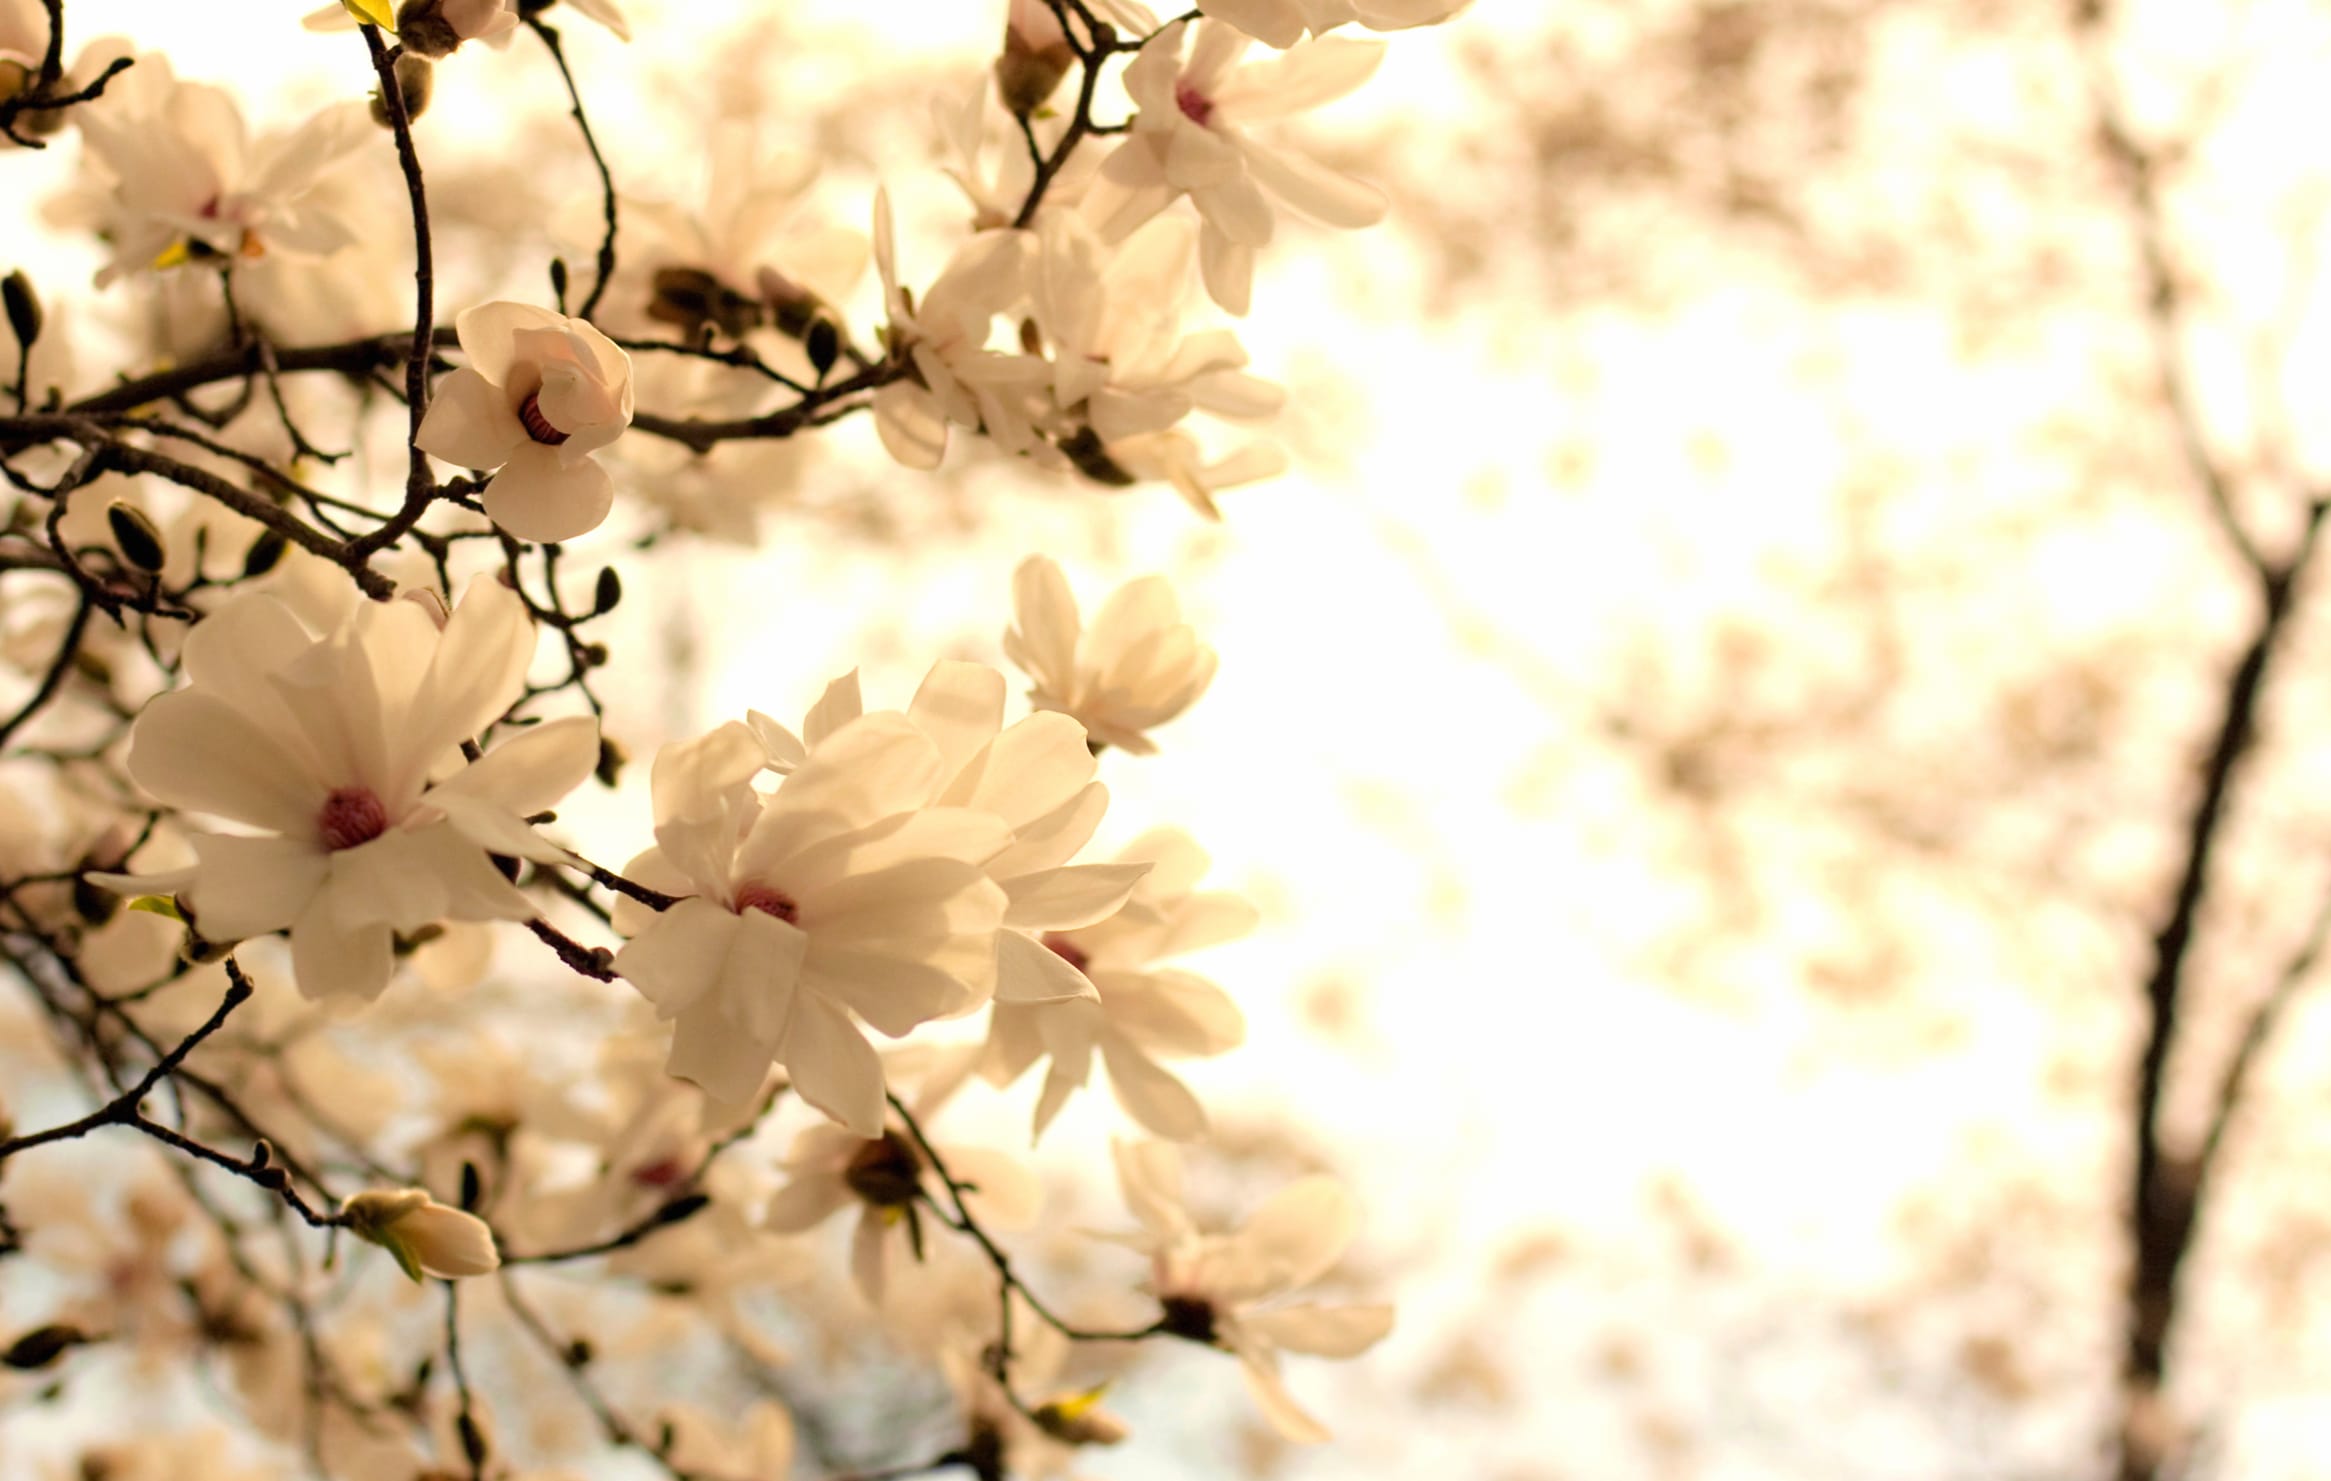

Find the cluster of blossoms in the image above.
[{"left": 0, "top": 0, "right": 1456, "bottom": 1472}]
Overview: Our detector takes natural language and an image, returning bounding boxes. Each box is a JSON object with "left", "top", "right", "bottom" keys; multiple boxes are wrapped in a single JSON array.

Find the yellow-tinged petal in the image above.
[{"left": 339, "top": 0, "right": 398, "bottom": 29}]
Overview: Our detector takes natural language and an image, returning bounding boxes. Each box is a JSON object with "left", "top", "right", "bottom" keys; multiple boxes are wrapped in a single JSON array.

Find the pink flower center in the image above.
[
  {"left": 316, "top": 787, "right": 389, "bottom": 852},
  {"left": 1174, "top": 80, "right": 1215, "bottom": 127},
  {"left": 734, "top": 883, "right": 799, "bottom": 923},
  {"left": 517, "top": 390, "right": 569, "bottom": 446},
  {"left": 1042, "top": 932, "right": 1090, "bottom": 972},
  {"left": 631, "top": 1156, "right": 688, "bottom": 1189}
]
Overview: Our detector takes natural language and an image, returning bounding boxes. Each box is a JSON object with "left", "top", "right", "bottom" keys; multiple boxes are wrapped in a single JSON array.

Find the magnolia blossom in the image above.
[
  {"left": 752, "top": 662, "right": 1149, "bottom": 1009},
  {"left": 624, "top": 127, "right": 865, "bottom": 349},
  {"left": 301, "top": 0, "right": 518, "bottom": 53},
  {"left": 1112, "top": 1142, "right": 1392, "bottom": 1442},
  {"left": 1004, "top": 555, "right": 1217, "bottom": 754},
  {"left": 96, "top": 583, "right": 598, "bottom": 1003},
  {"left": 1087, "top": 20, "right": 1385, "bottom": 314},
  {"left": 762, "top": 1117, "right": 1038, "bottom": 1303},
  {"left": 1104, "top": 425, "right": 1289, "bottom": 517},
  {"left": 1027, "top": 210, "right": 1285, "bottom": 456},
  {"left": 609, "top": 713, "right": 1010, "bottom": 1133},
  {"left": 871, "top": 189, "right": 1047, "bottom": 469},
  {"left": 69, "top": 54, "right": 371, "bottom": 286},
  {"left": 340, "top": 1189, "right": 500, "bottom": 1281},
  {"left": 1203, "top": 0, "right": 1465, "bottom": 48},
  {"left": 985, "top": 827, "right": 1253, "bottom": 1139},
  {"left": 415, "top": 302, "right": 635, "bottom": 542}
]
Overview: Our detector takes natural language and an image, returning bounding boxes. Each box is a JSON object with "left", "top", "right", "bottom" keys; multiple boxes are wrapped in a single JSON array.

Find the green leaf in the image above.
[
  {"left": 386, "top": 1236, "right": 425, "bottom": 1284},
  {"left": 126, "top": 895, "right": 183, "bottom": 922}
]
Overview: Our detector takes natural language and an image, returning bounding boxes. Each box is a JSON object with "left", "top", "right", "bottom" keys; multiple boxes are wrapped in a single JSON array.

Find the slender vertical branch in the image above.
[
  {"left": 350, "top": 25, "right": 440, "bottom": 562},
  {"left": 2115, "top": 500, "right": 2329, "bottom": 1481},
  {"left": 528, "top": 19, "right": 619, "bottom": 322}
]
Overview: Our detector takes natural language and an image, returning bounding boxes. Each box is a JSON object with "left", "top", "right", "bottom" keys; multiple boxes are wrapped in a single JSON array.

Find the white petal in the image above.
[
  {"left": 454, "top": 300, "right": 570, "bottom": 386},
  {"left": 781, "top": 996, "right": 887, "bottom": 1137},
  {"left": 1242, "top": 143, "right": 1386, "bottom": 228},
  {"left": 1110, "top": 1138, "right": 1189, "bottom": 1236},
  {"left": 414, "top": 366, "right": 526, "bottom": 471},
  {"left": 183, "top": 832, "right": 327, "bottom": 940},
  {"left": 1218, "top": 34, "right": 1383, "bottom": 119},
  {"left": 290, "top": 892, "right": 395, "bottom": 1002},
  {"left": 614, "top": 897, "right": 750, "bottom": 1019},
  {"left": 803, "top": 670, "right": 865, "bottom": 750},
  {"left": 1101, "top": 1037, "right": 1208, "bottom": 1140},
  {"left": 481, "top": 444, "right": 617, "bottom": 543},
  {"left": 762, "top": 1174, "right": 851, "bottom": 1233},
  {"left": 995, "top": 928, "right": 1100, "bottom": 1004},
  {"left": 1202, "top": 0, "right": 1306, "bottom": 47},
  {"left": 874, "top": 382, "right": 947, "bottom": 470},
  {"left": 940, "top": 712, "right": 1096, "bottom": 830},
  {"left": 1007, "top": 555, "right": 1082, "bottom": 693},
  {"left": 1236, "top": 1347, "right": 1332, "bottom": 1443},
  {"left": 1244, "top": 1302, "right": 1393, "bottom": 1358},
  {"left": 432, "top": 714, "right": 598, "bottom": 817},
  {"left": 1002, "top": 864, "right": 1151, "bottom": 931},
  {"left": 128, "top": 690, "right": 321, "bottom": 836},
  {"left": 1221, "top": 1175, "right": 1354, "bottom": 1296},
  {"left": 1199, "top": 228, "right": 1256, "bottom": 316},
  {"left": 907, "top": 661, "right": 1006, "bottom": 782}
]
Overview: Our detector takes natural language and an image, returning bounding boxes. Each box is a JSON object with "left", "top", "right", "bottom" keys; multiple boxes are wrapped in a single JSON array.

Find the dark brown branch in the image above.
[
  {"left": 2116, "top": 497, "right": 2330, "bottom": 1481},
  {"left": 528, "top": 18, "right": 619, "bottom": 322},
  {"left": 348, "top": 26, "right": 441, "bottom": 564}
]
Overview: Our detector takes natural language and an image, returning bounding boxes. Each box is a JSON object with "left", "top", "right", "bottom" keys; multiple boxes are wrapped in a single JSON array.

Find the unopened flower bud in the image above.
[
  {"left": 396, "top": 0, "right": 464, "bottom": 56},
  {"left": 240, "top": 529, "right": 289, "bottom": 578},
  {"left": 648, "top": 266, "right": 762, "bottom": 342},
  {"left": 1033, "top": 1385, "right": 1130, "bottom": 1447},
  {"left": 3, "top": 1323, "right": 91, "bottom": 1370},
  {"left": 997, "top": 0, "right": 1073, "bottom": 117},
  {"left": 372, "top": 53, "right": 435, "bottom": 127},
  {"left": 3, "top": 269, "right": 41, "bottom": 351},
  {"left": 340, "top": 1189, "right": 500, "bottom": 1281},
  {"left": 105, "top": 502, "right": 166, "bottom": 574}
]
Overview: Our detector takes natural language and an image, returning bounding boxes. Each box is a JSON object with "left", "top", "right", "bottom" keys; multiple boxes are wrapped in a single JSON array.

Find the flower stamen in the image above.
[
  {"left": 517, "top": 390, "right": 569, "bottom": 446},
  {"left": 1042, "top": 932, "right": 1091, "bottom": 972},
  {"left": 734, "top": 882, "right": 799, "bottom": 923},
  {"left": 317, "top": 787, "right": 390, "bottom": 851},
  {"left": 1174, "top": 80, "right": 1215, "bottom": 127}
]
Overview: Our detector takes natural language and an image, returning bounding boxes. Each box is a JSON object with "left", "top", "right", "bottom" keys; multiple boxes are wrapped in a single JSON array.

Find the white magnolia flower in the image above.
[
  {"left": 1112, "top": 1142, "right": 1392, "bottom": 1442},
  {"left": 69, "top": 54, "right": 372, "bottom": 286},
  {"left": 1202, "top": 0, "right": 1464, "bottom": 49},
  {"left": 301, "top": 0, "right": 518, "bottom": 53},
  {"left": 1028, "top": 210, "right": 1284, "bottom": 455},
  {"left": 985, "top": 827, "right": 1252, "bottom": 1140},
  {"left": 415, "top": 301, "right": 635, "bottom": 542},
  {"left": 1103, "top": 425, "right": 1288, "bottom": 518},
  {"left": 762, "top": 1116, "right": 1038, "bottom": 1303},
  {"left": 544, "top": 0, "right": 630, "bottom": 40},
  {"left": 871, "top": 189, "right": 1048, "bottom": 470},
  {"left": 97, "top": 583, "right": 598, "bottom": 1003},
  {"left": 1086, "top": 20, "right": 1385, "bottom": 314},
  {"left": 1004, "top": 556, "right": 1217, "bottom": 754},
  {"left": 340, "top": 1188, "right": 500, "bottom": 1280},
  {"left": 609, "top": 714, "right": 1010, "bottom": 1134},
  {"left": 752, "top": 662, "right": 1147, "bottom": 1011},
  {"left": 625, "top": 126, "right": 865, "bottom": 347}
]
